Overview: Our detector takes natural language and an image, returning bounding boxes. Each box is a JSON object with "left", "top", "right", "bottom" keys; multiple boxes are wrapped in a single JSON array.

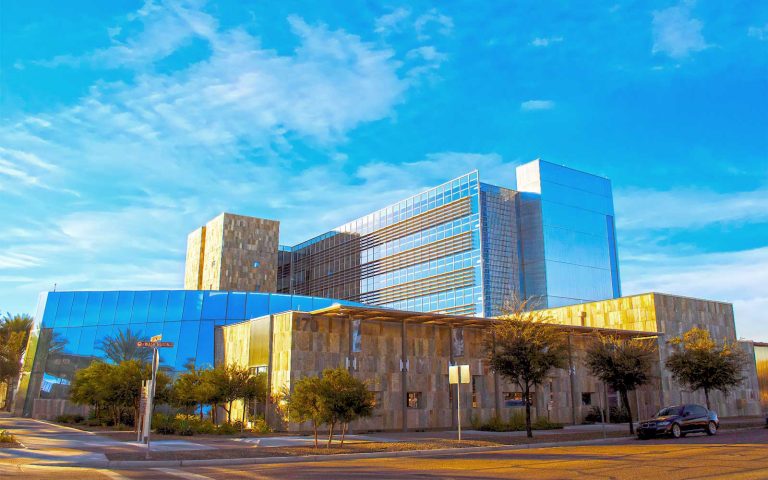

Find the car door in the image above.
[
  {"left": 691, "top": 405, "right": 709, "bottom": 431},
  {"left": 681, "top": 405, "right": 698, "bottom": 432}
]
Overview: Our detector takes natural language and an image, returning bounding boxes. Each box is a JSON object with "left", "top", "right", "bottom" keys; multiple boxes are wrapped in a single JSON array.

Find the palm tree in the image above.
[
  {"left": 0, "top": 313, "right": 34, "bottom": 410},
  {"left": 0, "top": 313, "right": 33, "bottom": 346},
  {"left": 97, "top": 328, "right": 151, "bottom": 364}
]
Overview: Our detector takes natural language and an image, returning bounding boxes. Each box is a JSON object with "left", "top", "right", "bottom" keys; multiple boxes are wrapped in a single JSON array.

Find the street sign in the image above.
[
  {"left": 136, "top": 341, "right": 174, "bottom": 348},
  {"left": 448, "top": 364, "right": 471, "bottom": 442},
  {"left": 449, "top": 365, "right": 471, "bottom": 384},
  {"left": 150, "top": 334, "right": 162, "bottom": 342}
]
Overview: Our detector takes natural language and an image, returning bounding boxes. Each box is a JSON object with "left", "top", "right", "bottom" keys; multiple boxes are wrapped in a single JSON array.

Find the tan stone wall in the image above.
[
  {"left": 538, "top": 293, "right": 659, "bottom": 332},
  {"left": 183, "top": 227, "right": 205, "bottom": 289},
  {"left": 755, "top": 344, "right": 768, "bottom": 411},
  {"left": 185, "top": 213, "right": 279, "bottom": 292}
]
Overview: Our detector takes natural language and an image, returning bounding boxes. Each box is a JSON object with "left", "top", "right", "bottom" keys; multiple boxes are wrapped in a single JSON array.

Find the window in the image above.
[
  {"left": 581, "top": 393, "right": 593, "bottom": 406},
  {"left": 503, "top": 391, "right": 534, "bottom": 406},
  {"left": 472, "top": 376, "right": 483, "bottom": 408},
  {"left": 407, "top": 392, "right": 422, "bottom": 409}
]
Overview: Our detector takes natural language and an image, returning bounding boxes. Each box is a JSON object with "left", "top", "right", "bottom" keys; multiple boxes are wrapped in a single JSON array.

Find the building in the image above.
[
  {"left": 9, "top": 159, "right": 768, "bottom": 425},
  {"left": 12, "top": 290, "right": 362, "bottom": 418},
  {"left": 186, "top": 160, "right": 621, "bottom": 317},
  {"left": 217, "top": 293, "right": 765, "bottom": 431}
]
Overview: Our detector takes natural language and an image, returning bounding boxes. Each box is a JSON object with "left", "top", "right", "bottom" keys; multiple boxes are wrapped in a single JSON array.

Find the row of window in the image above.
[
  {"left": 360, "top": 251, "right": 481, "bottom": 294},
  {"left": 293, "top": 172, "right": 479, "bottom": 251},
  {"left": 381, "top": 286, "right": 482, "bottom": 313},
  {"left": 359, "top": 215, "right": 479, "bottom": 263}
]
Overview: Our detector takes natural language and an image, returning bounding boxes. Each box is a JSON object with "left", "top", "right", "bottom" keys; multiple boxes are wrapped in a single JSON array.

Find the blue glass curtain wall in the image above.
[{"left": 29, "top": 290, "right": 360, "bottom": 402}]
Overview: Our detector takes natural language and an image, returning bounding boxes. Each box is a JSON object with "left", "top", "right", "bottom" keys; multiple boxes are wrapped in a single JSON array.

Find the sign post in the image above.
[
  {"left": 449, "top": 364, "right": 470, "bottom": 441},
  {"left": 136, "top": 336, "right": 174, "bottom": 459}
]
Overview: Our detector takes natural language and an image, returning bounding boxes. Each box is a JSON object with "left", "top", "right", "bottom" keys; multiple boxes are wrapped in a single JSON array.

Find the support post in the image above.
[
  {"left": 492, "top": 332, "right": 501, "bottom": 417},
  {"left": 401, "top": 319, "right": 408, "bottom": 433},
  {"left": 567, "top": 333, "right": 578, "bottom": 425}
]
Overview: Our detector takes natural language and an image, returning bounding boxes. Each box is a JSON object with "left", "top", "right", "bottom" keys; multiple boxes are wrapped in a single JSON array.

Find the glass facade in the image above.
[
  {"left": 19, "top": 290, "right": 360, "bottom": 416},
  {"left": 273, "top": 160, "right": 621, "bottom": 316},
  {"left": 279, "top": 172, "right": 484, "bottom": 316},
  {"left": 517, "top": 160, "right": 621, "bottom": 307}
]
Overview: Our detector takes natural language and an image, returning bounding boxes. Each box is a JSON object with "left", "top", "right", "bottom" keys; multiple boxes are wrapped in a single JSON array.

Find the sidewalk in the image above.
[{"left": 1, "top": 414, "right": 763, "bottom": 469}]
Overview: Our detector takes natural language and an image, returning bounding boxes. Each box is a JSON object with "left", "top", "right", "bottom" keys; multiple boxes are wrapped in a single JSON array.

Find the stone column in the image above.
[{"left": 401, "top": 319, "right": 408, "bottom": 432}]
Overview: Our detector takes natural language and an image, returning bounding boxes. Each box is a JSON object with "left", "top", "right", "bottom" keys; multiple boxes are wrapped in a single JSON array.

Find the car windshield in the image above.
[{"left": 656, "top": 406, "right": 683, "bottom": 417}]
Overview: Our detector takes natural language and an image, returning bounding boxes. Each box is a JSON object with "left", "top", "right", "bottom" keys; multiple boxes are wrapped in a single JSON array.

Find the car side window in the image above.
[{"left": 694, "top": 406, "right": 708, "bottom": 416}]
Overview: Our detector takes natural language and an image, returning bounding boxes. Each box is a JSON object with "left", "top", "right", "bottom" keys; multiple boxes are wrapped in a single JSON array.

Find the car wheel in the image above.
[
  {"left": 671, "top": 423, "right": 682, "bottom": 439},
  {"left": 637, "top": 433, "right": 648, "bottom": 440},
  {"left": 706, "top": 421, "right": 717, "bottom": 436}
]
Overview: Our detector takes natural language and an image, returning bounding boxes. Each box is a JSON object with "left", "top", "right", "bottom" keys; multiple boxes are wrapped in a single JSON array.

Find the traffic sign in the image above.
[
  {"left": 136, "top": 341, "right": 174, "bottom": 348},
  {"left": 150, "top": 335, "right": 162, "bottom": 342}
]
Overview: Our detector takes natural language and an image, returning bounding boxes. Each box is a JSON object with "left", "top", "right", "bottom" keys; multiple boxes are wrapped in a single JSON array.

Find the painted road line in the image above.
[
  {"left": 152, "top": 467, "right": 216, "bottom": 479},
  {"left": 100, "top": 469, "right": 132, "bottom": 480}
]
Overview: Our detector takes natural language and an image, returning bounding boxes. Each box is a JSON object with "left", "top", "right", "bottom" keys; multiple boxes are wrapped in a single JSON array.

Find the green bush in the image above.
[
  {"left": 584, "top": 406, "right": 604, "bottom": 423},
  {"left": 217, "top": 422, "right": 237, "bottom": 435},
  {"left": 195, "top": 420, "right": 217, "bottom": 434},
  {"left": 250, "top": 416, "right": 272, "bottom": 433},
  {"left": 0, "top": 430, "right": 17, "bottom": 444},
  {"left": 609, "top": 406, "right": 631, "bottom": 424},
  {"left": 475, "top": 412, "right": 561, "bottom": 432},
  {"left": 153, "top": 413, "right": 176, "bottom": 435},
  {"left": 54, "top": 414, "right": 85, "bottom": 424}
]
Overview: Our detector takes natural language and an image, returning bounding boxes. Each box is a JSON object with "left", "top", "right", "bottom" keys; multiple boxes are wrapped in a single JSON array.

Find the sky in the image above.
[{"left": 1, "top": 0, "right": 766, "bottom": 339}]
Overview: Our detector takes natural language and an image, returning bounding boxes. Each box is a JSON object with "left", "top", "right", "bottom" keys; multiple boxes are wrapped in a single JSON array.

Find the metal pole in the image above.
[
  {"left": 145, "top": 348, "right": 158, "bottom": 460},
  {"left": 598, "top": 382, "right": 606, "bottom": 439},
  {"left": 457, "top": 378, "right": 462, "bottom": 442}
]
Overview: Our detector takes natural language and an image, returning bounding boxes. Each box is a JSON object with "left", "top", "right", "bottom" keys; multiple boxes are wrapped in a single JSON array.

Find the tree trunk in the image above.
[
  {"left": 620, "top": 389, "right": 634, "bottom": 435},
  {"left": 340, "top": 422, "right": 347, "bottom": 447},
  {"left": 227, "top": 401, "right": 232, "bottom": 423},
  {"left": 524, "top": 384, "right": 533, "bottom": 438},
  {"left": 704, "top": 388, "right": 710, "bottom": 410},
  {"left": 312, "top": 420, "right": 318, "bottom": 448},
  {"left": 241, "top": 400, "right": 247, "bottom": 432},
  {"left": 327, "top": 421, "right": 335, "bottom": 448},
  {"left": 199, "top": 403, "right": 204, "bottom": 421}
]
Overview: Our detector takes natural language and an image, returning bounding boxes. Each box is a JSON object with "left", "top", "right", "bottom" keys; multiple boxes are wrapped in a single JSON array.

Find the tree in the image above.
[
  {"left": 0, "top": 313, "right": 33, "bottom": 410},
  {"left": 70, "top": 360, "right": 170, "bottom": 428},
  {"left": 205, "top": 364, "right": 251, "bottom": 424},
  {"left": 485, "top": 297, "right": 568, "bottom": 438},
  {"left": 97, "top": 328, "right": 151, "bottom": 364},
  {"left": 241, "top": 371, "right": 268, "bottom": 429},
  {"left": 172, "top": 365, "right": 206, "bottom": 418},
  {"left": 283, "top": 376, "right": 326, "bottom": 448},
  {"left": 665, "top": 328, "right": 748, "bottom": 409},
  {"left": 584, "top": 334, "right": 656, "bottom": 434},
  {"left": 320, "top": 368, "right": 374, "bottom": 447}
]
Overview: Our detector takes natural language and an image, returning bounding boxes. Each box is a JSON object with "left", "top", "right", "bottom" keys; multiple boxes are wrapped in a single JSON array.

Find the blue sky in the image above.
[{"left": 1, "top": 0, "right": 766, "bottom": 339}]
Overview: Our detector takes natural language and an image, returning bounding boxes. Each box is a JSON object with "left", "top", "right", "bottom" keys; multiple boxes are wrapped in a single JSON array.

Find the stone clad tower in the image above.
[{"left": 184, "top": 213, "right": 279, "bottom": 292}]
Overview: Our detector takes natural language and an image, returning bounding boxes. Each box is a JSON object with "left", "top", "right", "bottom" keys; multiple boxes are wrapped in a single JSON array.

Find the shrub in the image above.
[
  {"left": 217, "top": 422, "right": 237, "bottom": 435},
  {"left": 153, "top": 413, "right": 176, "bottom": 435},
  {"left": 55, "top": 414, "right": 85, "bottom": 424},
  {"left": 195, "top": 420, "right": 216, "bottom": 434},
  {"left": 609, "top": 406, "right": 631, "bottom": 424},
  {"left": 474, "top": 412, "right": 560, "bottom": 432},
  {"left": 0, "top": 430, "right": 17, "bottom": 444},
  {"left": 250, "top": 416, "right": 272, "bottom": 433},
  {"left": 532, "top": 417, "right": 563, "bottom": 430},
  {"left": 584, "top": 406, "right": 604, "bottom": 423}
]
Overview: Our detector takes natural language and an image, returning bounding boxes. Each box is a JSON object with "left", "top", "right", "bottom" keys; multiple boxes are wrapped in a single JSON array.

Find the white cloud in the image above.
[
  {"left": 621, "top": 247, "right": 768, "bottom": 341},
  {"left": 747, "top": 23, "right": 768, "bottom": 41},
  {"left": 615, "top": 186, "right": 768, "bottom": 230},
  {"left": 0, "top": 1, "right": 454, "bottom": 315},
  {"left": 520, "top": 100, "right": 555, "bottom": 111},
  {"left": 531, "top": 36, "right": 563, "bottom": 47},
  {"left": 414, "top": 9, "right": 454, "bottom": 40},
  {"left": 375, "top": 7, "right": 411, "bottom": 35},
  {"left": 652, "top": 2, "right": 708, "bottom": 59}
]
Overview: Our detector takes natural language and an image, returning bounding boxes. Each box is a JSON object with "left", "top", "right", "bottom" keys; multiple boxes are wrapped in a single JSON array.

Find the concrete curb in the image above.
[{"left": 39, "top": 435, "right": 633, "bottom": 469}]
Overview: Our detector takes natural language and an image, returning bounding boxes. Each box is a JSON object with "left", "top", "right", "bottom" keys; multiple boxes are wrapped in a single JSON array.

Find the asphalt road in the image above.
[{"left": 2, "top": 428, "right": 766, "bottom": 479}]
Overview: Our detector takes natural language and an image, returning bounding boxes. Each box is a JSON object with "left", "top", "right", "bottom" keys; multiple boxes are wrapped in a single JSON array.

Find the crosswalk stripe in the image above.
[
  {"left": 99, "top": 470, "right": 132, "bottom": 480},
  {"left": 152, "top": 467, "right": 216, "bottom": 480}
]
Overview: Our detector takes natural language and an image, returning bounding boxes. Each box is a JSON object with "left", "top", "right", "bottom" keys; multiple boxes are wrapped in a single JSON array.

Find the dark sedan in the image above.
[{"left": 637, "top": 404, "right": 719, "bottom": 439}]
